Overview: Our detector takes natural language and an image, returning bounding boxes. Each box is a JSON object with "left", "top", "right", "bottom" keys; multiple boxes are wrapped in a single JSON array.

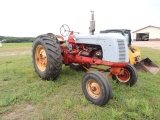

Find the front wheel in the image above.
[
  {"left": 112, "top": 64, "right": 138, "bottom": 87},
  {"left": 82, "top": 71, "right": 112, "bottom": 106}
]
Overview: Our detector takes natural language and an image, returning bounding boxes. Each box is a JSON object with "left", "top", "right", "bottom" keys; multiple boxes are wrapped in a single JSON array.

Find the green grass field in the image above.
[{"left": 0, "top": 43, "right": 160, "bottom": 120}]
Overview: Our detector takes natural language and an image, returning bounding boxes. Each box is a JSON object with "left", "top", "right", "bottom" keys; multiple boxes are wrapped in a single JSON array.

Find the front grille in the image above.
[{"left": 117, "top": 39, "right": 126, "bottom": 62}]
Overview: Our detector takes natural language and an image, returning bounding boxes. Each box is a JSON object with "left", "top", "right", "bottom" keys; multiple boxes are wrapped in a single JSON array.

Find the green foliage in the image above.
[
  {"left": 0, "top": 43, "right": 160, "bottom": 120},
  {"left": 0, "top": 35, "right": 35, "bottom": 43}
]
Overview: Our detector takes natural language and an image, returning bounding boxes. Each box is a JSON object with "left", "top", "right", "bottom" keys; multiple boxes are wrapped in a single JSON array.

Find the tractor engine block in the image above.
[
  {"left": 76, "top": 44, "right": 102, "bottom": 59},
  {"left": 60, "top": 44, "right": 102, "bottom": 65}
]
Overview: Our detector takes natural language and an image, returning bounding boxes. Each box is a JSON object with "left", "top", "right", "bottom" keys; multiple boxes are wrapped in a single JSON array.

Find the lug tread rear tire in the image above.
[{"left": 32, "top": 34, "right": 62, "bottom": 80}]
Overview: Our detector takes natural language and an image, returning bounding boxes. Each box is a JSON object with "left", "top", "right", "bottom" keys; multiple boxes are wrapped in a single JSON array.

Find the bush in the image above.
[{"left": 0, "top": 36, "right": 35, "bottom": 43}]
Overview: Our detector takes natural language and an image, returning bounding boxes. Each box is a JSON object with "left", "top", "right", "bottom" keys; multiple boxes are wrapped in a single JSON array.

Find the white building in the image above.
[{"left": 132, "top": 25, "right": 160, "bottom": 41}]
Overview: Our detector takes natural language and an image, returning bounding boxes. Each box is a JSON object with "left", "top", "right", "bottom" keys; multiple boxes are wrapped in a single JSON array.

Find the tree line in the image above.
[{"left": 0, "top": 36, "right": 35, "bottom": 43}]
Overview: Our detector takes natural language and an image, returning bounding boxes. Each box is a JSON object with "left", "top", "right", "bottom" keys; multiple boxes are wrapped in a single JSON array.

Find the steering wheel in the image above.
[{"left": 60, "top": 24, "right": 70, "bottom": 37}]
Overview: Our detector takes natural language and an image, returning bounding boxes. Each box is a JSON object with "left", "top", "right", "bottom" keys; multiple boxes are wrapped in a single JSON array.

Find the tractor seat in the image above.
[{"left": 56, "top": 35, "right": 65, "bottom": 43}]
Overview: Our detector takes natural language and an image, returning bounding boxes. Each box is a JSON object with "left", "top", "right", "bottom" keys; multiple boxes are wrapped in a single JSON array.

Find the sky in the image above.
[{"left": 0, "top": 0, "right": 160, "bottom": 37}]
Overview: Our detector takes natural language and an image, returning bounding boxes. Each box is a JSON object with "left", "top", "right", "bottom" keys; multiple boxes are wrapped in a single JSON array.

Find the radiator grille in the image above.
[{"left": 117, "top": 39, "right": 126, "bottom": 62}]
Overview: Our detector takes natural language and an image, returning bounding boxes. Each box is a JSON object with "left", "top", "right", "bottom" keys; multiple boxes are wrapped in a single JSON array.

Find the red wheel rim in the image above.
[{"left": 116, "top": 69, "right": 130, "bottom": 82}]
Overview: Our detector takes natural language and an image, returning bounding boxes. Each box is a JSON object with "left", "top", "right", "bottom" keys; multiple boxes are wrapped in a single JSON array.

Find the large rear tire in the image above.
[
  {"left": 82, "top": 71, "right": 112, "bottom": 106},
  {"left": 112, "top": 64, "right": 138, "bottom": 87},
  {"left": 32, "top": 34, "right": 62, "bottom": 80}
]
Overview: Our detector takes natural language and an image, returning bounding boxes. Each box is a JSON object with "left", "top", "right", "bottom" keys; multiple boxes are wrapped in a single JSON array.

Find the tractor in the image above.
[
  {"left": 100, "top": 29, "right": 160, "bottom": 75},
  {"left": 32, "top": 11, "right": 138, "bottom": 106}
]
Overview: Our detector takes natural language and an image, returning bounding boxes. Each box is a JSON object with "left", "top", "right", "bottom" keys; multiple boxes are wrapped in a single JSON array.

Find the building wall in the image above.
[{"left": 133, "top": 26, "right": 160, "bottom": 41}]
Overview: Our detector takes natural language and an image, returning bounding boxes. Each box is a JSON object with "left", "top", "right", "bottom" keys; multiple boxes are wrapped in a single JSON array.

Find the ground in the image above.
[
  {"left": 3, "top": 104, "right": 39, "bottom": 120},
  {"left": 132, "top": 41, "right": 160, "bottom": 50},
  {"left": 0, "top": 42, "right": 160, "bottom": 119}
]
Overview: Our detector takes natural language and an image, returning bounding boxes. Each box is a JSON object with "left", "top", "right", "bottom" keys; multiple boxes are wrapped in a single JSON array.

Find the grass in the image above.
[
  {"left": 0, "top": 43, "right": 160, "bottom": 120},
  {"left": 0, "top": 43, "right": 32, "bottom": 52}
]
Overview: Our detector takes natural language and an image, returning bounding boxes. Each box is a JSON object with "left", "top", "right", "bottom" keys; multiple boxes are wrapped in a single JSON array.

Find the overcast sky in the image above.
[{"left": 0, "top": 0, "right": 160, "bottom": 37}]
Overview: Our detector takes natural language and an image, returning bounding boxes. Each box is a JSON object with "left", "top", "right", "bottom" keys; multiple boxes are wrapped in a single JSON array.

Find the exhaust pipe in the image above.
[{"left": 89, "top": 11, "right": 95, "bottom": 35}]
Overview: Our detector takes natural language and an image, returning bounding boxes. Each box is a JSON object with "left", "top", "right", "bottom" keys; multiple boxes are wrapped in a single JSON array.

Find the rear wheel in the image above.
[
  {"left": 32, "top": 34, "right": 62, "bottom": 80},
  {"left": 112, "top": 64, "right": 138, "bottom": 87},
  {"left": 82, "top": 71, "right": 112, "bottom": 106}
]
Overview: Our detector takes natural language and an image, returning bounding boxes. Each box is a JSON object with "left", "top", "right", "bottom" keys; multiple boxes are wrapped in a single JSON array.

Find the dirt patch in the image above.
[
  {"left": 132, "top": 41, "right": 160, "bottom": 50},
  {"left": 0, "top": 51, "right": 31, "bottom": 56},
  {"left": 2, "top": 104, "right": 39, "bottom": 120}
]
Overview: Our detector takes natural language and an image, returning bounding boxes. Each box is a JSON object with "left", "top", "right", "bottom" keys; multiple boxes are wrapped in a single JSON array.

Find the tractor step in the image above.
[{"left": 134, "top": 57, "right": 160, "bottom": 75}]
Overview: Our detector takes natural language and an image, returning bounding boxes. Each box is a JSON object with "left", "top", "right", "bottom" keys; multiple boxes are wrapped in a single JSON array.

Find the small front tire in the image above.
[
  {"left": 82, "top": 71, "right": 112, "bottom": 106},
  {"left": 112, "top": 64, "right": 138, "bottom": 87}
]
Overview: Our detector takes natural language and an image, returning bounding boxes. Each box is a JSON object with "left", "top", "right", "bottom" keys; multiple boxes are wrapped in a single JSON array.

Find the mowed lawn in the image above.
[{"left": 0, "top": 43, "right": 160, "bottom": 120}]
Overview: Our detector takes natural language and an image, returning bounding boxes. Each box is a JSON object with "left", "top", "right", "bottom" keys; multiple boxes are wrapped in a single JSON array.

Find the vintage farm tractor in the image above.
[{"left": 32, "top": 11, "right": 138, "bottom": 106}]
